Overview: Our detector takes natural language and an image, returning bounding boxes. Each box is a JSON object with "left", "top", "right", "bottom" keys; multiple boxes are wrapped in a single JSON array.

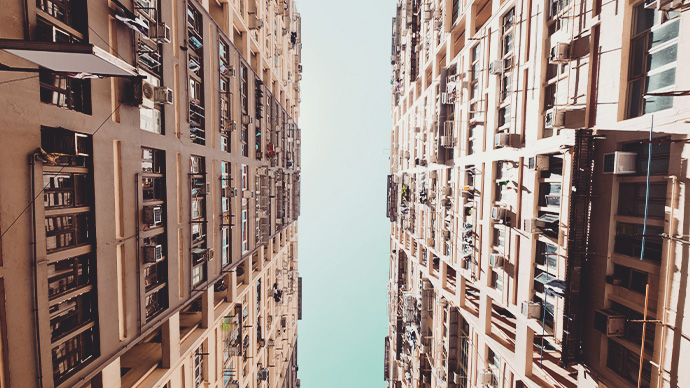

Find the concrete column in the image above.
[
  {"left": 162, "top": 313, "right": 181, "bottom": 369},
  {"left": 202, "top": 286, "right": 214, "bottom": 328},
  {"left": 515, "top": 319, "right": 534, "bottom": 377},
  {"left": 99, "top": 357, "right": 122, "bottom": 388},
  {"left": 457, "top": 275, "right": 467, "bottom": 308},
  {"left": 480, "top": 293, "right": 493, "bottom": 336}
]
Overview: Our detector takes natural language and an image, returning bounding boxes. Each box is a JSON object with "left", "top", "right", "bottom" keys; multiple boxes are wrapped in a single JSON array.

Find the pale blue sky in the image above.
[{"left": 297, "top": 0, "right": 394, "bottom": 386}]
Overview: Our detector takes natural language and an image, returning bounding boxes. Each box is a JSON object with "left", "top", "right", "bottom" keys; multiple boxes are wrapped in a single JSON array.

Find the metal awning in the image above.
[
  {"left": 0, "top": 39, "right": 138, "bottom": 77},
  {"left": 534, "top": 272, "right": 556, "bottom": 284},
  {"left": 537, "top": 213, "right": 560, "bottom": 224}
]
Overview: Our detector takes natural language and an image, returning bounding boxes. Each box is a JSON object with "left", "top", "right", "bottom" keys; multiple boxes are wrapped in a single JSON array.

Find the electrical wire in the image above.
[
  {"left": 0, "top": 102, "right": 122, "bottom": 240},
  {"left": 0, "top": 74, "right": 39, "bottom": 86},
  {"left": 639, "top": 115, "right": 654, "bottom": 260}
]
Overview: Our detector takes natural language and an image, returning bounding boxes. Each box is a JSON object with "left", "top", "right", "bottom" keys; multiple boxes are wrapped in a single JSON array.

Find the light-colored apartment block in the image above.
[
  {"left": 0, "top": 0, "right": 302, "bottom": 387},
  {"left": 385, "top": 0, "right": 690, "bottom": 387}
]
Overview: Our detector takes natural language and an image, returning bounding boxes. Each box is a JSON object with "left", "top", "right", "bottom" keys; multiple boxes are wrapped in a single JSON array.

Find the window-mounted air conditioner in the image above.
[
  {"left": 489, "top": 253, "right": 505, "bottom": 268},
  {"left": 488, "top": 60, "right": 504, "bottom": 75},
  {"left": 220, "top": 120, "right": 237, "bottom": 134},
  {"left": 593, "top": 309, "right": 626, "bottom": 337},
  {"left": 494, "top": 132, "right": 517, "bottom": 148},
  {"left": 442, "top": 230, "right": 451, "bottom": 240},
  {"left": 249, "top": 14, "right": 263, "bottom": 30},
  {"left": 426, "top": 237, "right": 435, "bottom": 247},
  {"left": 528, "top": 155, "right": 550, "bottom": 171},
  {"left": 491, "top": 206, "right": 507, "bottom": 222},
  {"left": 258, "top": 368, "right": 269, "bottom": 380},
  {"left": 549, "top": 42, "right": 570, "bottom": 63},
  {"left": 478, "top": 369, "right": 493, "bottom": 385},
  {"left": 521, "top": 301, "right": 541, "bottom": 319},
  {"left": 243, "top": 190, "right": 254, "bottom": 199},
  {"left": 544, "top": 109, "right": 565, "bottom": 129},
  {"left": 149, "top": 22, "right": 171, "bottom": 44},
  {"left": 144, "top": 244, "right": 164, "bottom": 263},
  {"left": 220, "top": 64, "right": 236, "bottom": 77},
  {"left": 523, "top": 218, "right": 542, "bottom": 234},
  {"left": 603, "top": 152, "right": 637, "bottom": 174},
  {"left": 241, "top": 114, "right": 253, "bottom": 125},
  {"left": 222, "top": 187, "right": 237, "bottom": 198},
  {"left": 143, "top": 205, "right": 163, "bottom": 225}
]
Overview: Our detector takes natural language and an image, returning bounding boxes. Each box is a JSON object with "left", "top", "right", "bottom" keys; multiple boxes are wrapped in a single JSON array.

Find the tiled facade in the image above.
[
  {"left": 0, "top": 0, "right": 302, "bottom": 387},
  {"left": 385, "top": 0, "right": 690, "bottom": 387}
]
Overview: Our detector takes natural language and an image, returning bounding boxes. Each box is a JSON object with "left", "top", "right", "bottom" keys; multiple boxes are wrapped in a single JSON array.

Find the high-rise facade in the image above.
[
  {"left": 385, "top": 1, "right": 689, "bottom": 387},
  {"left": 0, "top": 1, "right": 302, "bottom": 387}
]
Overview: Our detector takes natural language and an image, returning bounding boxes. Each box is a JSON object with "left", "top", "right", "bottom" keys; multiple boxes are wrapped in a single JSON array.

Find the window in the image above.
[
  {"left": 536, "top": 241, "right": 559, "bottom": 269},
  {"left": 626, "top": 5, "right": 679, "bottom": 118},
  {"left": 241, "top": 210, "right": 248, "bottom": 252},
  {"left": 51, "top": 327, "right": 98, "bottom": 384},
  {"left": 220, "top": 40, "right": 232, "bottom": 151},
  {"left": 612, "top": 264, "right": 648, "bottom": 294},
  {"left": 490, "top": 270, "right": 503, "bottom": 291},
  {"left": 618, "top": 182, "right": 666, "bottom": 218},
  {"left": 41, "top": 128, "right": 99, "bottom": 382},
  {"left": 194, "top": 346, "right": 204, "bottom": 388},
  {"left": 188, "top": 4, "right": 205, "bottom": 144},
  {"left": 607, "top": 339, "right": 651, "bottom": 388},
  {"left": 614, "top": 222, "right": 663, "bottom": 262},
  {"left": 622, "top": 140, "right": 671, "bottom": 175},
  {"left": 538, "top": 182, "right": 562, "bottom": 207},
  {"left": 610, "top": 301, "right": 656, "bottom": 351},
  {"left": 190, "top": 155, "right": 207, "bottom": 286},
  {"left": 493, "top": 228, "right": 505, "bottom": 248},
  {"left": 239, "top": 63, "right": 249, "bottom": 157},
  {"left": 501, "top": 9, "right": 515, "bottom": 58},
  {"left": 39, "top": 71, "right": 91, "bottom": 114},
  {"left": 37, "top": 0, "right": 87, "bottom": 31}
]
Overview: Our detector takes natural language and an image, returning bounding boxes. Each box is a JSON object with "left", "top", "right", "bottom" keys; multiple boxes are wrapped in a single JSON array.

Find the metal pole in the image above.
[
  {"left": 640, "top": 116, "right": 654, "bottom": 260},
  {"left": 637, "top": 283, "right": 650, "bottom": 388}
]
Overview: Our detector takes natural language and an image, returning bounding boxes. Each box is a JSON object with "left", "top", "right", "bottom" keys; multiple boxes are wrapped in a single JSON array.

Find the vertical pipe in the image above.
[
  {"left": 638, "top": 283, "right": 650, "bottom": 388},
  {"left": 29, "top": 154, "right": 44, "bottom": 387},
  {"left": 640, "top": 116, "right": 654, "bottom": 260}
]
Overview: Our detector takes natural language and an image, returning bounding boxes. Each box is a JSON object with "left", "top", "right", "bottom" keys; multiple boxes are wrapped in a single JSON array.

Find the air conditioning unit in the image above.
[
  {"left": 222, "top": 187, "right": 236, "bottom": 197},
  {"left": 143, "top": 205, "right": 163, "bottom": 225},
  {"left": 549, "top": 42, "right": 570, "bottom": 63},
  {"left": 442, "top": 230, "right": 450, "bottom": 240},
  {"left": 220, "top": 119, "right": 237, "bottom": 134},
  {"left": 491, "top": 206, "right": 506, "bottom": 222},
  {"left": 544, "top": 109, "right": 565, "bottom": 129},
  {"left": 144, "top": 244, "right": 164, "bottom": 263},
  {"left": 593, "top": 309, "right": 626, "bottom": 337},
  {"left": 241, "top": 114, "right": 253, "bottom": 125},
  {"left": 521, "top": 301, "right": 541, "bottom": 319},
  {"left": 429, "top": 170, "right": 438, "bottom": 179},
  {"left": 603, "top": 152, "right": 637, "bottom": 174},
  {"left": 488, "top": 60, "right": 504, "bottom": 75},
  {"left": 528, "top": 155, "right": 550, "bottom": 171},
  {"left": 249, "top": 14, "right": 264, "bottom": 30},
  {"left": 426, "top": 237, "right": 435, "bottom": 247},
  {"left": 489, "top": 254, "right": 505, "bottom": 268},
  {"left": 494, "top": 133, "right": 516, "bottom": 148},
  {"left": 523, "top": 218, "right": 542, "bottom": 234},
  {"left": 150, "top": 22, "right": 171, "bottom": 43},
  {"left": 440, "top": 92, "right": 452, "bottom": 104},
  {"left": 478, "top": 369, "right": 493, "bottom": 385},
  {"left": 154, "top": 87, "right": 173, "bottom": 105},
  {"left": 220, "top": 64, "right": 236, "bottom": 77},
  {"left": 258, "top": 368, "right": 269, "bottom": 380},
  {"left": 243, "top": 190, "right": 254, "bottom": 199},
  {"left": 225, "top": 381, "right": 239, "bottom": 388},
  {"left": 206, "top": 182, "right": 212, "bottom": 194}
]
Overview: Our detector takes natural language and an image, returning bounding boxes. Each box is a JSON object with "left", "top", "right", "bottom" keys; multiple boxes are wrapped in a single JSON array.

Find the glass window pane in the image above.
[
  {"left": 634, "top": 6, "right": 655, "bottom": 35},
  {"left": 629, "top": 37, "right": 646, "bottom": 78},
  {"left": 644, "top": 95, "right": 673, "bottom": 114},
  {"left": 627, "top": 79, "right": 643, "bottom": 118},
  {"left": 648, "top": 44, "right": 677, "bottom": 71},
  {"left": 649, "top": 20, "right": 679, "bottom": 49},
  {"left": 646, "top": 68, "right": 675, "bottom": 92}
]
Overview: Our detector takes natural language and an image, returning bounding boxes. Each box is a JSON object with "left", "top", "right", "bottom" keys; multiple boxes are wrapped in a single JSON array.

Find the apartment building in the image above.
[
  {"left": 385, "top": 0, "right": 690, "bottom": 387},
  {"left": 0, "top": 0, "right": 302, "bottom": 387}
]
